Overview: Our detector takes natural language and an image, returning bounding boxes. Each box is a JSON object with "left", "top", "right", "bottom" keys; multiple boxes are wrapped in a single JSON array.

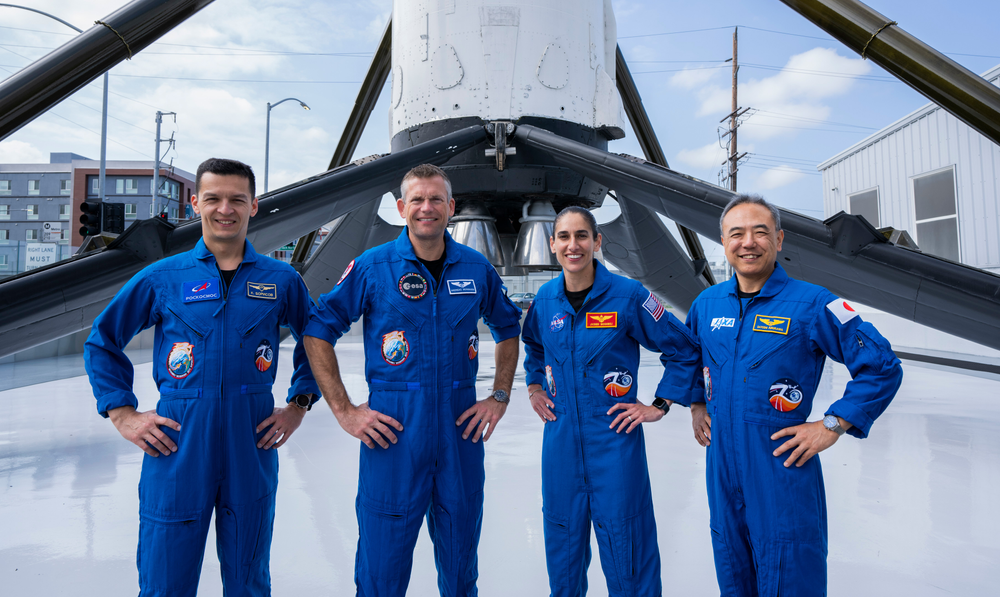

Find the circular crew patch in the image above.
[
  {"left": 382, "top": 330, "right": 410, "bottom": 366},
  {"left": 703, "top": 366, "right": 712, "bottom": 401},
  {"left": 545, "top": 365, "right": 556, "bottom": 397},
  {"left": 550, "top": 312, "right": 567, "bottom": 333},
  {"left": 337, "top": 259, "right": 355, "bottom": 286},
  {"left": 768, "top": 378, "right": 804, "bottom": 412},
  {"left": 603, "top": 367, "right": 633, "bottom": 397},
  {"left": 167, "top": 342, "right": 195, "bottom": 379},
  {"left": 398, "top": 273, "right": 428, "bottom": 300},
  {"left": 468, "top": 330, "right": 479, "bottom": 360},
  {"left": 255, "top": 339, "right": 274, "bottom": 372}
]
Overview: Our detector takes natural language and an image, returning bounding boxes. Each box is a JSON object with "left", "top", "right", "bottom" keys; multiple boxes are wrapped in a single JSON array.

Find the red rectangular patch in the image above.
[{"left": 586, "top": 312, "right": 618, "bottom": 329}]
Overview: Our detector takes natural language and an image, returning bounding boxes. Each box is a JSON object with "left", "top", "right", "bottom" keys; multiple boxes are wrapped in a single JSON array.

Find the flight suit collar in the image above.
[
  {"left": 192, "top": 237, "right": 260, "bottom": 266},
  {"left": 554, "top": 259, "right": 612, "bottom": 314},
  {"left": 394, "top": 226, "right": 462, "bottom": 266},
  {"left": 725, "top": 261, "right": 790, "bottom": 299}
]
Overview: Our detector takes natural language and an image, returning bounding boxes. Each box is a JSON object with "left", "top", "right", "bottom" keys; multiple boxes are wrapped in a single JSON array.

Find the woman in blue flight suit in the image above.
[{"left": 522, "top": 207, "right": 701, "bottom": 597}]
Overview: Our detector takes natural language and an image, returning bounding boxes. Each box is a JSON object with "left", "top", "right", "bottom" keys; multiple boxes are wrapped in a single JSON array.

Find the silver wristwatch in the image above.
[
  {"left": 822, "top": 414, "right": 845, "bottom": 436},
  {"left": 292, "top": 394, "right": 312, "bottom": 411},
  {"left": 489, "top": 389, "right": 510, "bottom": 404}
]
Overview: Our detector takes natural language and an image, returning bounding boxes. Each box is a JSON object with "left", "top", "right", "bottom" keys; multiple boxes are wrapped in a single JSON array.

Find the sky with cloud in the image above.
[{"left": 1, "top": 0, "right": 998, "bottom": 257}]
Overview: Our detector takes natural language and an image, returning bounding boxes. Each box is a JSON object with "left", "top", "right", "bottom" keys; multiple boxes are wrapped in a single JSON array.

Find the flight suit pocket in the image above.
[
  {"left": 357, "top": 495, "right": 410, "bottom": 580},
  {"left": 593, "top": 515, "right": 636, "bottom": 593},
  {"left": 369, "top": 381, "right": 416, "bottom": 429},
  {"left": 542, "top": 510, "right": 573, "bottom": 587},
  {"left": 745, "top": 329, "right": 815, "bottom": 422}
]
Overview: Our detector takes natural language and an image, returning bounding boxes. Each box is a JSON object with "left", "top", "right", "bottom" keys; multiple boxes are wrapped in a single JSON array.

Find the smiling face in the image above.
[
  {"left": 550, "top": 211, "right": 601, "bottom": 284},
  {"left": 397, "top": 175, "right": 455, "bottom": 244},
  {"left": 191, "top": 172, "right": 257, "bottom": 247},
  {"left": 721, "top": 202, "right": 783, "bottom": 292}
]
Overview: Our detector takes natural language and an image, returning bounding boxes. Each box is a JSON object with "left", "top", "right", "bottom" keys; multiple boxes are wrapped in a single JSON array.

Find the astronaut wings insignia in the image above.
[
  {"left": 586, "top": 312, "right": 618, "bottom": 329},
  {"left": 447, "top": 280, "right": 477, "bottom": 295},
  {"left": 752, "top": 314, "right": 790, "bottom": 335},
  {"left": 247, "top": 281, "right": 277, "bottom": 300}
]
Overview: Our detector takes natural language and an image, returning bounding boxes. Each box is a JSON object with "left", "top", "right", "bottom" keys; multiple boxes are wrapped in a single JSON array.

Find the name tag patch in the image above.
[
  {"left": 247, "top": 281, "right": 277, "bottom": 300},
  {"left": 183, "top": 279, "right": 221, "bottom": 302},
  {"left": 753, "top": 314, "right": 790, "bottom": 335},
  {"left": 586, "top": 312, "right": 618, "bottom": 329},
  {"left": 447, "top": 280, "right": 477, "bottom": 295}
]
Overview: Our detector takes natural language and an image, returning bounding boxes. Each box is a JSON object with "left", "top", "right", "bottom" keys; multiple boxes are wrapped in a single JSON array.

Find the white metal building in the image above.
[{"left": 818, "top": 64, "right": 1000, "bottom": 275}]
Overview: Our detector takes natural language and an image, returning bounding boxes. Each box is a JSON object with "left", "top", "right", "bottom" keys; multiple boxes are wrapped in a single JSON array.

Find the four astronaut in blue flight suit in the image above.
[
  {"left": 303, "top": 164, "right": 522, "bottom": 596},
  {"left": 686, "top": 194, "right": 903, "bottom": 596},
  {"left": 522, "top": 207, "right": 702, "bottom": 597},
  {"left": 84, "top": 159, "right": 320, "bottom": 596}
]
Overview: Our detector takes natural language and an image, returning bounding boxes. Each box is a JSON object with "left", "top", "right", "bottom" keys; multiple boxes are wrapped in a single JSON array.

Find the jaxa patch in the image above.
[
  {"left": 337, "top": 259, "right": 355, "bottom": 286},
  {"left": 167, "top": 342, "right": 195, "bottom": 379},
  {"left": 398, "top": 273, "right": 428, "bottom": 300},
  {"left": 247, "top": 281, "right": 277, "bottom": 300},
  {"left": 586, "top": 312, "right": 618, "bottom": 329},
  {"left": 255, "top": 339, "right": 273, "bottom": 372},
  {"left": 550, "top": 312, "right": 567, "bottom": 333},
  {"left": 448, "top": 280, "right": 477, "bottom": 295},
  {"left": 826, "top": 298, "right": 859, "bottom": 325},
  {"left": 768, "top": 378, "right": 804, "bottom": 412},
  {"left": 381, "top": 330, "right": 409, "bottom": 366},
  {"left": 183, "top": 279, "right": 220, "bottom": 302},
  {"left": 753, "top": 314, "right": 790, "bottom": 335},
  {"left": 544, "top": 365, "right": 556, "bottom": 397},
  {"left": 642, "top": 292, "right": 664, "bottom": 321},
  {"left": 603, "top": 367, "right": 633, "bottom": 397},
  {"left": 711, "top": 317, "right": 736, "bottom": 331},
  {"left": 468, "top": 330, "right": 479, "bottom": 360}
]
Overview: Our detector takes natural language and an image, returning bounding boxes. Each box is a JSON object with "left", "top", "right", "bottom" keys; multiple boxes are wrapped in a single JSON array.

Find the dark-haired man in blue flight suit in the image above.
[
  {"left": 85, "top": 158, "right": 319, "bottom": 596},
  {"left": 303, "top": 164, "right": 522, "bottom": 597},
  {"left": 687, "top": 194, "right": 903, "bottom": 597}
]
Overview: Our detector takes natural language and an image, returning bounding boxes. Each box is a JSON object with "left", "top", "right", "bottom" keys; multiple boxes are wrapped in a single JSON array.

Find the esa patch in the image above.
[
  {"left": 642, "top": 292, "right": 664, "bottom": 321},
  {"left": 468, "top": 330, "right": 479, "bottom": 360},
  {"left": 167, "top": 342, "right": 195, "bottom": 379},
  {"left": 183, "top": 279, "right": 220, "bottom": 302},
  {"left": 603, "top": 367, "right": 633, "bottom": 397},
  {"left": 447, "top": 280, "right": 477, "bottom": 295},
  {"left": 711, "top": 317, "right": 736, "bottom": 331},
  {"left": 826, "top": 298, "right": 859, "bottom": 325},
  {"left": 398, "top": 273, "right": 428, "bottom": 300},
  {"left": 753, "top": 314, "right": 790, "bottom": 335},
  {"left": 586, "top": 312, "right": 618, "bottom": 329},
  {"left": 703, "top": 366, "right": 712, "bottom": 401},
  {"left": 545, "top": 365, "right": 556, "bottom": 397},
  {"left": 768, "top": 378, "right": 804, "bottom": 412},
  {"left": 550, "top": 312, "right": 567, "bottom": 333},
  {"left": 381, "top": 330, "right": 410, "bottom": 366},
  {"left": 255, "top": 339, "right": 273, "bottom": 372},
  {"left": 247, "top": 281, "right": 277, "bottom": 300},
  {"left": 337, "top": 259, "right": 355, "bottom": 286}
]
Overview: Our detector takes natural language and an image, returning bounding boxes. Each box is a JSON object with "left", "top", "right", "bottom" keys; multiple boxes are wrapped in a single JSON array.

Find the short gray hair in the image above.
[
  {"left": 719, "top": 193, "right": 782, "bottom": 236},
  {"left": 400, "top": 164, "right": 452, "bottom": 201}
]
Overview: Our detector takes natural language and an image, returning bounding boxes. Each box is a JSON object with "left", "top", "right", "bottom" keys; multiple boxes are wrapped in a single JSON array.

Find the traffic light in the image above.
[
  {"left": 79, "top": 201, "right": 102, "bottom": 236},
  {"left": 103, "top": 202, "right": 125, "bottom": 234}
]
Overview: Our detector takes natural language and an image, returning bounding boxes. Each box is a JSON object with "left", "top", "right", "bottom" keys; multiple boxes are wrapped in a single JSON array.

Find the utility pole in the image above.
[
  {"left": 153, "top": 111, "right": 176, "bottom": 218},
  {"left": 720, "top": 27, "right": 749, "bottom": 192}
]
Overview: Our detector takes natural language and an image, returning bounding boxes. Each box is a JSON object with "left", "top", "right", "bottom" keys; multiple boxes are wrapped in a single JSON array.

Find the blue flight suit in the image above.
[
  {"left": 687, "top": 263, "right": 902, "bottom": 597},
  {"left": 522, "top": 261, "right": 701, "bottom": 597},
  {"left": 84, "top": 238, "right": 319, "bottom": 597},
  {"left": 304, "top": 229, "right": 521, "bottom": 597}
]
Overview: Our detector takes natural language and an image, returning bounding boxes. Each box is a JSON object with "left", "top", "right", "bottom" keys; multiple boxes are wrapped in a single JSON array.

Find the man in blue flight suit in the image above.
[
  {"left": 522, "top": 206, "right": 701, "bottom": 597},
  {"left": 84, "top": 158, "right": 320, "bottom": 596},
  {"left": 686, "top": 194, "right": 903, "bottom": 596},
  {"left": 303, "top": 164, "right": 522, "bottom": 597}
]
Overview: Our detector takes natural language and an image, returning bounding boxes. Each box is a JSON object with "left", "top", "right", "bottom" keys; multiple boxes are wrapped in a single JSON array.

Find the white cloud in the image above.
[
  {"left": 670, "top": 66, "right": 720, "bottom": 90},
  {"left": 675, "top": 141, "right": 727, "bottom": 170},
  {"left": 755, "top": 166, "right": 806, "bottom": 190},
  {"left": 0, "top": 140, "right": 46, "bottom": 163}
]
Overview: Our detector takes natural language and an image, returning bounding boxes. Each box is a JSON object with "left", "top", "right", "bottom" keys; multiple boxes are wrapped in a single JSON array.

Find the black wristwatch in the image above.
[
  {"left": 489, "top": 389, "right": 510, "bottom": 404},
  {"left": 652, "top": 397, "right": 671, "bottom": 414},
  {"left": 291, "top": 394, "right": 312, "bottom": 411}
]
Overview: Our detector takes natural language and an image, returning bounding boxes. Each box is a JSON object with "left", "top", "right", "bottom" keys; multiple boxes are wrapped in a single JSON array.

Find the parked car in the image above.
[{"left": 507, "top": 292, "right": 535, "bottom": 310}]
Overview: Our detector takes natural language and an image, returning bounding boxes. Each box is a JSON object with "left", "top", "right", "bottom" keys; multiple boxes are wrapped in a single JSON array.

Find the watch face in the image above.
[
  {"left": 295, "top": 395, "right": 311, "bottom": 409},
  {"left": 492, "top": 390, "right": 509, "bottom": 403}
]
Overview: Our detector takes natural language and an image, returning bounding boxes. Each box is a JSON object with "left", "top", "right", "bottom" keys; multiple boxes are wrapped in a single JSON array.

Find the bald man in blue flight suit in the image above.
[
  {"left": 303, "top": 164, "right": 522, "bottom": 597},
  {"left": 85, "top": 158, "right": 320, "bottom": 596},
  {"left": 687, "top": 194, "right": 903, "bottom": 596}
]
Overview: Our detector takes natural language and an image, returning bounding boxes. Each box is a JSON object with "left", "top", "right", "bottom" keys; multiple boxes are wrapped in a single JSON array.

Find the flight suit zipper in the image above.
[
  {"left": 166, "top": 307, "right": 205, "bottom": 338},
  {"left": 570, "top": 312, "right": 589, "bottom": 485},
  {"left": 219, "top": 262, "right": 243, "bottom": 480}
]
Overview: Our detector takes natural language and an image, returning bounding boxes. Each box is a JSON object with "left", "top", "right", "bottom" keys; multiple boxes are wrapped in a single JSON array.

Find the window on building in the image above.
[
  {"left": 0, "top": 254, "right": 7, "bottom": 269},
  {"left": 27, "top": 204, "right": 39, "bottom": 220},
  {"left": 125, "top": 179, "right": 138, "bottom": 194},
  {"left": 849, "top": 188, "right": 880, "bottom": 228},
  {"left": 913, "top": 167, "right": 960, "bottom": 262},
  {"left": 60, "top": 179, "right": 71, "bottom": 195},
  {"left": 125, "top": 203, "right": 137, "bottom": 218},
  {"left": 28, "top": 180, "right": 40, "bottom": 195},
  {"left": 150, "top": 204, "right": 156, "bottom": 217},
  {"left": 0, "top": 205, "right": 9, "bottom": 219},
  {"left": 0, "top": 229, "right": 8, "bottom": 240},
  {"left": 26, "top": 229, "right": 38, "bottom": 241},
  {"left": 61, "top": 228, "right": 71, "bottom": 242},
  {"left": 91, "top": 177, "right": 100, "bottom": 194},
  {"left": 0, "top": 180, "right": 10, "bottom": 195},
  {"left": 170, "top": 207, "right": 179, "bottom": 220},
  {"left": 60, "top": 204, "right": 71, "bottom": 220}
]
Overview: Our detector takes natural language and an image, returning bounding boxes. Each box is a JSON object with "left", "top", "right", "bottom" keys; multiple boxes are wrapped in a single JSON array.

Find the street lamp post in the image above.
[
  {"left": 264, "top": 98, "right": 309, "bottom": 194},
  {"left": 0, "top": 4, "right": 110, "bottom": 201}
]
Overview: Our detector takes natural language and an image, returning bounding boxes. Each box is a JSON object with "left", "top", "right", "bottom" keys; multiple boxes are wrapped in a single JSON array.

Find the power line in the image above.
[
  {"left": 752, "top": 109, "right": 877, "bottom": 130},
  {"left": 111, "top": 73, "right": 361, "bottom": 84},
  {"left": 742, "top": 62, "right": 895, "bottom": 82}
]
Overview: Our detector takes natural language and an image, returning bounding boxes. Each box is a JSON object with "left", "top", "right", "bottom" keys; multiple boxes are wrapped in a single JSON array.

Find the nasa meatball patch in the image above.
[
  {"left": 768, "top": 378, "right": 804, "bottom": 412},
  {"left": 255, "top": 339, "right": 273, "bottom": 372},
  {"left": 826, "top": 298, "right": 859, "bottom": 325},
  {"left": 603, "top": 367, "right": 633, "bottom": 397},
  {"left": 550, "top": 312, "right": 567, "bottom": 333}
]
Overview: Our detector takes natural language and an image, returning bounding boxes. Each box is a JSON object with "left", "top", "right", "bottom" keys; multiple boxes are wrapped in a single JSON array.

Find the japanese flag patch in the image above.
[{"left": 826, "top": 298, "right": 859, "bottom": 325}]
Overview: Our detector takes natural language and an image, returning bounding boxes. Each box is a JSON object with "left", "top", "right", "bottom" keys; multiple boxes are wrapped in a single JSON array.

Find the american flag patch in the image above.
[{"left": 642, "top": 292, "right": 664, "bottom": 321}]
